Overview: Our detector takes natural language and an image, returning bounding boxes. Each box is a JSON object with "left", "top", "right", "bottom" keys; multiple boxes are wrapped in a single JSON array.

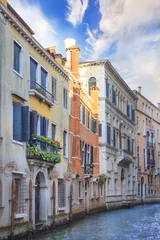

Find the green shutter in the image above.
[
  {"left": 21, "top": 106, "right": 29, "bottom": 142},
  {"left": 13, "top": 102, "right": 22, "bottom": 141},
  {"left": 99, "top": 123, "right": 102, "bottom": 137},
  {"left": 30, "top": 111, "right": 37, "bottom": 136}
]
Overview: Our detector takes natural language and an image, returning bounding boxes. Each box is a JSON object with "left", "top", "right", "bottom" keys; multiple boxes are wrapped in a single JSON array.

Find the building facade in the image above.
[
  {"left": 79, "top": 60, "right": 138, "bottom": 209},
  {"left": 0, "top": 1, "right": 71, "bottom": 238},
  {"left": 63, "top": 39, "right": 105, "bottom": 219},
  {"left": 134, "top": 87, "right": 160, "bottom": 203}
]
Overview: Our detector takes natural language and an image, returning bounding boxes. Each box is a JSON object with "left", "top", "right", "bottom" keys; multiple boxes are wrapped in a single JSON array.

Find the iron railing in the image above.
[
  {"left": 147, "top": 159, "right": 155, "bottom": 166},
  {"left": 30, "top": 80, "right": 54, "bottom": 103},
  {"left": 147, "top": 142, "right": 155, "bottom": 148}
]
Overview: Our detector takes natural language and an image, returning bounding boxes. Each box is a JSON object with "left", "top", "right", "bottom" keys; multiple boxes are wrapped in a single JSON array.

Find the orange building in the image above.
[{"left": 63, "top": 39, "right": 106, "bottom": 218}]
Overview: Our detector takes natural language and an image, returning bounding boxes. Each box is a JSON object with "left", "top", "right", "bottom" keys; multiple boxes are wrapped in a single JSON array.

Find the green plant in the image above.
[{"left": 98, "top": 174, "right": 107, "bottom": 186}]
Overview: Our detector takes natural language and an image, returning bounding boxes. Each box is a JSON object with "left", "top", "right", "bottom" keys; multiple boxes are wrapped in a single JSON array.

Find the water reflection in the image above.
[{"left": 36, "top": 205, "right": 160, "bottom": 240}]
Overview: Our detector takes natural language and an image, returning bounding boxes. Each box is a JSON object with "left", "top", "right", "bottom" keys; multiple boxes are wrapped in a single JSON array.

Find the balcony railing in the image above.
[
  {"left": 147, "top": 142, "right": 155, "bottom": 148},
  {"left": 155, "top": 168, "right": 160, "bottom": 175},
  {"left": 117, "top": 150, "right": 133, "bottom": 166},
  {"left": 147, "top": 159, "right": 155, "bottom": 166},
  {"left": 29, "top": 81, "right": 54, "bottom": 106},
  {"left": 27, "top": 136, "right": 61, "bottom": 165}
]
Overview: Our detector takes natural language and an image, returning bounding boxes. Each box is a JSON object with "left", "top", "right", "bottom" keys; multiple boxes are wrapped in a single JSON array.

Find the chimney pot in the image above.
[
  {"left": 138, "top": 86, "right": 142, "bottom": 94},
  {"left": 158, "top": 103, "right": 160, "bottom": 109}
]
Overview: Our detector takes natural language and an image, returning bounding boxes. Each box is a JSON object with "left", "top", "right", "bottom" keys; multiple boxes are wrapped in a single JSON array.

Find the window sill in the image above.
[
  {"left": 58, "top": 207, "right": 66, "bottom": 211},
  {"left": 14, "top": 213, "right": 27, "bottom": 219},
  {"left": 13, "top": 69, "right": 23, "bottom": 79},
  {"left": 12, "top": 140, "right": 24, "bottom": 146}
]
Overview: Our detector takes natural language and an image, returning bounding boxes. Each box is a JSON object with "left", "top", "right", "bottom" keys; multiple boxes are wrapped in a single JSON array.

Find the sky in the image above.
[{"left": 8, "top": 0, "right": 160, "bottom": 105}]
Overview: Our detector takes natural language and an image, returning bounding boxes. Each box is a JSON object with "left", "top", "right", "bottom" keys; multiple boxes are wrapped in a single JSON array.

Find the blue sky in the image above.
[{"left": 8, "top": 0, "right": 160, "bottom": 105}]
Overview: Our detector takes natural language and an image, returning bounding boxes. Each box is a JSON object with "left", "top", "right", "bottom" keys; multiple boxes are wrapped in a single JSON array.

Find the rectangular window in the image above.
[
  {"left": 88, "top": 111, "right": 90, "bottom": 129},
  {"left": 40, "top": 117, "right": 49, "bottom": 137},
  {"left": 113, "top": 129, "right": 116, "bottom": 147},
  {"left": 13, "top": 40, "right": 23, "bottom": 75},
  {"left": 13, "top": 102, "right": 29, "bottom": 142},
  {"left": 58, "top": 180, "right": 66, "bottom": 208},
  {"left": 107, "top": 126, "right": 111, "bottom": 144},
  {"left": 90, "top": 146, "right": 94, "bottom": 163},
  {"left": 14, "top": 176, "right": 26, "bottom": 214},
  {"left": 63, "top": 88, "right": 68, "bottom": 110},
  {"left": 106, "top": 82, "right": 109, "bottom": 98},
  {"left": 41, "top": 67, "right": 47, "bottom": 90},
  {"left": 52, "top": 123, "right": 56, "bottom": 140},
  {"left": 137, "top": 146, "right": 140, "bottom": 167},
  {"left": 80, "top": 140, "right": 85, "bottom": 165},
  {"left": 92, "top": 118, "right": 97, "bottom": 133},
  {"left": 127, "top": 104, "right": 130, "bottom": 117},
  {"left": 30, "top": 57, "right": 37, "bottom": 89},
  {"left": 63, "top": 131, "right": 67, "bottom": 156},
  {"left": 112, "top": 89, "right": 116, "bottom": 105},
  {"left": 127, "top": 137, "right": 130, "bottom": 152},
  {"left": 79, "top": 181, "right": 82, "bottom": 198},
  {"left": 52, "top": 77, "right": 57, "bottom": 101},
  {"left": 131, "top": 109, "right": 135, "bottom": 121},
  {"left": 82, "top": 106, "right": 86, "bottom": 125}
]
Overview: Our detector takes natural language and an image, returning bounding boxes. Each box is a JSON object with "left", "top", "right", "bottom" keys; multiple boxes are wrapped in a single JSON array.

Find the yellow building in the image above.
[{"left": 0, "top": 0, "right": 71, "bottom": 238}]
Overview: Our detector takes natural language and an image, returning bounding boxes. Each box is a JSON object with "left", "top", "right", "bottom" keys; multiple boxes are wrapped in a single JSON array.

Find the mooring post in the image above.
[{"left": 69, "top": 181, "right": 73, "bottom": 224}]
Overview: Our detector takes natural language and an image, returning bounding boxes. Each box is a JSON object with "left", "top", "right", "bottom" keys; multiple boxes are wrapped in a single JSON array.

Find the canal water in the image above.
[{"left": 36, "top": 204, "right": 160, "bottom": 240}]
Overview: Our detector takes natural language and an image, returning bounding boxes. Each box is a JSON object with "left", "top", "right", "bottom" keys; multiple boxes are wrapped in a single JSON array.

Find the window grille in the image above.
[
  {"left": 58, "top": 180, "right": 66, "bottom": 208},
  {"left": 14, "top": 177, "right": 26, "bottom": 214}
]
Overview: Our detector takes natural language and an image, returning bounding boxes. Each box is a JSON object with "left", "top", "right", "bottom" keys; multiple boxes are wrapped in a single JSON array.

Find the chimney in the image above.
[
  {"left": 64, "top": 38, "right": 80, "bottom": 79},
  {"left": 158, "top": 103, "right": 160, "bottom": 109},
  {"left": 138, "top": 86, "right": 142, "bottom": 94},
  {"left": 45, "top": 46, "right": 56, "bottom": 58}
]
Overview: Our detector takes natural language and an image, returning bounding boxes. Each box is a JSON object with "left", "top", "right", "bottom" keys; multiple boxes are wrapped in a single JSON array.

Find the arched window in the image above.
[
  {"left": 88, "top": 77, "right": 96, "bottom": 95},
  {"left": 151, "top": 132, "right": 154, "bottom": 143}
]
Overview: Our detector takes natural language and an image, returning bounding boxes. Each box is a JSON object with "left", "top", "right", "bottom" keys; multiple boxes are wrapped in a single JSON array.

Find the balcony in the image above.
[
  {"left": 146, "top": 142, "right": 155, "bottom": 148},
  {"left": 29, "top": 81, "right": 54, "bottom": 106},
  {"left": 27, "top": 135, "right": 61, "bottom": 167},
  {"left": 84, "top": 163, "right": 94, "bottom": 177},
  {"left": 147, "top": 159, "right": 155, "bottom": 167},
  {"left": 117, "top": 150, "right": 133, "bottom": 166},
  {"left": 155, "top": 168, "right": 160, "bottom": 175}
]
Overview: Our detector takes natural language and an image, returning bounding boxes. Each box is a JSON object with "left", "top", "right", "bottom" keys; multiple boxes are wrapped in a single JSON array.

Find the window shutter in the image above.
[
  {"left": 99, "top": 123, "right": 102, "bottom": 137},
  {"left": 41, "top": 68, "right": 47, "bottom": 89},
  {"left": 92, "top": 119, "right": 97, "bottom": 133},
  {"left": 40, "top": 117, "right": 44, "bottom": 135},
  {"left": 13, "top": 102, "right": 22, "bottom": 141},
  {"left": 30, "top": 58, "right": 37, "bottom": 88},
  {"left": 132, "top": 109, "right": 135, "bottom": 121},
  {"left": 43, "top": 118, "right": 48, "bottom": 137},
  {"left": 30, "top": 111, "right": 37, "bottom": 136},
  {"left": 127, "top": 105, "right": 130, "bottom": 117},
  {"left": 21, "top": 106, "right": 29, "bottom": 142}
]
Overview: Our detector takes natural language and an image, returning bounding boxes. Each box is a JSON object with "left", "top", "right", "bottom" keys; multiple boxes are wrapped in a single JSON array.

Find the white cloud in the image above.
[
  {"left": 66, "top": 0, "right": 89, "bottom": 27},
  {"left": 85, "top": 0, "right": 160, "bottom": 104},
  {"left": 8, "top": 0, "right": 60, "bottom": 49}
]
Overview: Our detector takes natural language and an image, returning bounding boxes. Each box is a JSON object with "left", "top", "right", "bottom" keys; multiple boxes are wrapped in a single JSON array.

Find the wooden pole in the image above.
[{"left": 11, "top": 179, "right": 15, "bottom": 235}]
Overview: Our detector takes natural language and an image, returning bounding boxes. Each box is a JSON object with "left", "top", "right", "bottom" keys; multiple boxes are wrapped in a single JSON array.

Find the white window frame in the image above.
[{"left": 12, "top": 39, "right": 23, "bottom": 78}]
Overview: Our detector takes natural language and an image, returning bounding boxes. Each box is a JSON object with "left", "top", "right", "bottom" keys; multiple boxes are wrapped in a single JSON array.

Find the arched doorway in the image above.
[{"left": 35, "top": 171, "right": 47, "bottom": 224}]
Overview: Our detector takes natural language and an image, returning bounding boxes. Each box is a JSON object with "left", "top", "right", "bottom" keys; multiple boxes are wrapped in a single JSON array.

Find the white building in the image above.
[{"left": 79, "top": 60, "right": 138, "bottom": 209}]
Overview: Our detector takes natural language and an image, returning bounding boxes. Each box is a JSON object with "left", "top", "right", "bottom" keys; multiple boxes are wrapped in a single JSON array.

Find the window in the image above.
[
  {"left": 0, "top": 179, "right": 2, "bottom": 207},
  {"left": 41, "top": 67, "right": 47, "bottom": 89},
  {"left": 79, "top": 181, "right": 82, "bottom": 198},
  {"left": 112, "top": 87, "right": 116, "bottom": 105},
  {"left": 88, "top": 77, "right": 96, "bottom": 95},
  {"left": 90, "top": 146, "right": 94, "bottom": 163},
  {"left": 80, "top": 105, "right": 82, "bottom": 123},
  {"left": 13, "top": 175, "right": 26, "bottom": 214},
  {"left": 13, "top": 102, "right": 29, "bottom": 142},
  {"left": 127, "top": 104, "right": 130, "bottom": 118},
  {"left": 30, "top": 57, "right": 37, "bottom": 89},
  {"left": 40, "top": 117, "right": 49, "bottom": 137},
  {"left": 131, "top": 108, "right": 135, "bottom": 121},
  {"left": 106, "top": 82, "right": 109, "bottom": 98},
  {"left": 52, "top": 77, "right": 57, "bottom": 101},
  {"left": 92, "top": 118, "right": 97, "bottom": 133},
  {"left": 137, "top": 146, "right": 140, "bottom": 167},
  {"left": 63, "top": 131, "right": 67, "bottom": 156},
  {"left": 58, "top": 180, "right": 66, "bottom": 208},
  {"left": 88, "top": 111, "right": 90, "bottom": 129},
  {"left": 107, "top": 126, "right": 111, "bottom": 144},
  {"left": 82, "top": 106, "right": 86, "bottom": 125},
  {"left": 63, "top": 88, "right": 68, "bottom": 110},
  {"left": 127, "top": 137, "right": 130, "bottom": 152},
  {"left": 13, "top": 40, "right": 23, "bottom": 75},
  {"left": 80, "top": 140, "right": 85, "bottom": 165},
  {"left": 113, "top": 129, "right": 116, "bottom": 147},
  {"left": 52, "top": 124, "right": 56, "bottom": 140}
]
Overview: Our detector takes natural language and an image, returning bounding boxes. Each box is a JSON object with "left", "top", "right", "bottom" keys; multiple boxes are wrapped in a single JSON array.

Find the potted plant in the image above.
[{"left": 98, "top": 174, "right": 107, "bottom": 186}]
